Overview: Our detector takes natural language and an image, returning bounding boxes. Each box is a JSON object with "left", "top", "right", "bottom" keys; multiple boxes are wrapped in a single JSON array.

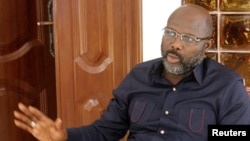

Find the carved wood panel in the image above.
[{"left": 54, "top": 0, "right": 142, "bottom": 140}]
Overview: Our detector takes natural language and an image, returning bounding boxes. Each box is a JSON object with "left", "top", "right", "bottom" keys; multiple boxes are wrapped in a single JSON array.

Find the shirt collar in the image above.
[{"left": 192, "top": 59, "right": 205, "bottom": 86}]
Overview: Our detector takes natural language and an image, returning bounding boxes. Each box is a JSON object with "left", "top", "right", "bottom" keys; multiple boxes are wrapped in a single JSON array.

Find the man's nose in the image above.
[{"left": 171, "top": 35, "right": 183, "bottom": 50}]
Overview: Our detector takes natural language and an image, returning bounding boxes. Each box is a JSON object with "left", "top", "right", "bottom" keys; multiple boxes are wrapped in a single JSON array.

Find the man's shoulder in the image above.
[
  {"left": 204, "top": 57, "right": 242, "bottom": 78},
  {"left": 136, "top": 58, "right": 162, "bottom": 67},
  {"left": 132, "top": 58, "right": 162, "bottom": 71}
]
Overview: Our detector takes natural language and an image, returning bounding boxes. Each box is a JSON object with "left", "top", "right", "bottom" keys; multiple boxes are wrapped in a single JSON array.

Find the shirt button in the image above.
[
  {"left": 160, "top": 130, "right": 165, "bottom": 135},
  {"left": 172, "top": 87, "right": 176, "bottom": 91},
  {"left": 165, "top": 110, "right": 169, "bottom": 115}
]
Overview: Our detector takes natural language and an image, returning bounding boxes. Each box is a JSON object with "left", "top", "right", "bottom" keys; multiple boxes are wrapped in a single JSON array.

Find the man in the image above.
[{"left": 13, "top": 4, "right": 250, "bottom": 141}]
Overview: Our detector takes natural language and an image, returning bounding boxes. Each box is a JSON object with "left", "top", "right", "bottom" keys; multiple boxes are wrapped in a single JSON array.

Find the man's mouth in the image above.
[{"left": 167, "top": 53, "right": 180, "bottom": 64}]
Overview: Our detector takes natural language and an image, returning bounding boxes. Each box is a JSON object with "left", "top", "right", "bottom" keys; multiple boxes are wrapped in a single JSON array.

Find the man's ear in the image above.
[{"left": 204, "top": 39, "right": 214, "bottom": 51}]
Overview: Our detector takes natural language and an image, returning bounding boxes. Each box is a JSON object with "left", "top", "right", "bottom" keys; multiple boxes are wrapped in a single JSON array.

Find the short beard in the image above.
[{"left": 161, "top": 49, "right": 204, "bottom": 75}]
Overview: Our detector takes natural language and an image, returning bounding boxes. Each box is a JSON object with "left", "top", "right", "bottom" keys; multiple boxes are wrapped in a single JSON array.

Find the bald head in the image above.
[{"left": 167, "top": 4, "right": 213, "bottom": 37}]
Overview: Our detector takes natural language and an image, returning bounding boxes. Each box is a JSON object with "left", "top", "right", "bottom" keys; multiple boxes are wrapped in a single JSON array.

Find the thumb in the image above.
[
  {"left": 55, "top": 118, "right": 65, "bottom": 130},
  {"left": 49, "top": 118, "right": 67, "bottom": 141}
]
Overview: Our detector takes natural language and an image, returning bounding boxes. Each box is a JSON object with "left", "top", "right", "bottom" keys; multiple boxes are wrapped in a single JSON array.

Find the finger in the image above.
[
  {"left": 18, "top": 103, "right": 36, "bottom": 120},
  {"left": 14, "top": 110, "right": 31, "bottom": 123},
  {"left": 55, "top": 118, "right": 64, "bottom": 130},
  {"left": 28, "top": 105, "right": 54, "bottom": 124},
  {"left": 14, "top": 119, "right": 33, "bottom": 133},
  {"left": 18, "top": 103, "right": 48, "bottom": 125},
  {"left": 18, "top": 103, "right": 30, "bottom": 114},
  {"left": 31, "top": 122, "right": 46, "bottom": 138},
  {"left": 14, "top": 110, "right": 35, "bottom": 129},
  {"left": 28, "top": 105, "right": 47, "bottom": 120},
  {"left": 18, "top": 103, "right": 38, "bottom": 128},
  {"left": 50, "top": 118, "right": 67, "bottom": 140}
]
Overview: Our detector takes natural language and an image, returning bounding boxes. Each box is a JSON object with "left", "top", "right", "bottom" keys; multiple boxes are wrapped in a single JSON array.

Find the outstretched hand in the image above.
[{"left": 13, "top": 103, "right": 67, "bottom": 141}]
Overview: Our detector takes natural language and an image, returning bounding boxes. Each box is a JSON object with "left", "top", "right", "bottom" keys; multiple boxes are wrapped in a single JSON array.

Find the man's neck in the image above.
[{"left": 163, "top": 70, "right": 189, "bottom": 85}]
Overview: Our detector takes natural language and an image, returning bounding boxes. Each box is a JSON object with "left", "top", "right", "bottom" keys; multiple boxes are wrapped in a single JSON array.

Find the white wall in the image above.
[{"left": 142, "top": 1, "right": 181, "bottom": 61}]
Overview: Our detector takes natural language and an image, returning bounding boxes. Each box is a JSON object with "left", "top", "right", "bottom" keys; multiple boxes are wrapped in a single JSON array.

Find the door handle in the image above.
[
  {"left": 37, "top": 0, "right": 54, "bottom": 57},
  {"left": 37, "top": 21, "right": 53, "bottom": 26}
]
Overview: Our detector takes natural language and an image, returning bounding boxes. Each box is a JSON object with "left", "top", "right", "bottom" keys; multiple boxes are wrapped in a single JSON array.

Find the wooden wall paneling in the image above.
[
  {"left": 54, "top": 0, "right": 142, "bottom": 134},
  {"left": 0, "top": 0, "right": 56, "bottom": 140}
]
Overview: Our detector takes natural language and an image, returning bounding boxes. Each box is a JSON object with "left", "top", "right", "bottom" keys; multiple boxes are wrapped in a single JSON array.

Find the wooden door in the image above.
[
  {"left": 0, "top": 0, "right": 56, "bottom": 141},
  {"left": 53, "top": 0, "right": 142, "bottom": 140}
]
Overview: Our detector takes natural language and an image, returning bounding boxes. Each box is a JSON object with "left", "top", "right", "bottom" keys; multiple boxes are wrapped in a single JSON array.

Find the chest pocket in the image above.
[
  {"left": 129, "top": 100, "right": 155, "bottom": 123},
  {"left": 178, "top": 108, "right": 216, "bottom": 133}
]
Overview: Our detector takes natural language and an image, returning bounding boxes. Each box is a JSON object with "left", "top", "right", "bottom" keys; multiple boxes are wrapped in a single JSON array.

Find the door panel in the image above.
[
  {"left": 54, "top": 0, "right": 142, "bottom": 140},
  {"left": 0, "top": 0, "right": 56, "bottom": 141}
]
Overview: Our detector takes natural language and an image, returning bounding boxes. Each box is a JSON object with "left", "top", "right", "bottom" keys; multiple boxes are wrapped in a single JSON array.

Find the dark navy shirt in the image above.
[{"left": 67, "top": 57, "right": 250, "bottom": 141}]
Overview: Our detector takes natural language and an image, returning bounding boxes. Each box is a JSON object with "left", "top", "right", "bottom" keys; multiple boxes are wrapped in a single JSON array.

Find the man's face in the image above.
[
  {"left": 160, "top": 5, "right": 212, "bottom": 75},
  {"left": 160, "top": 24, "right": 207, "bottom": 75}
]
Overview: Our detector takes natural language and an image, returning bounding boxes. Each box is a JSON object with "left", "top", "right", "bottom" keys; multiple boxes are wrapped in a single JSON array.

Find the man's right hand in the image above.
[{"left": 13, "top": 102, "right": 68, "bottom": 141}]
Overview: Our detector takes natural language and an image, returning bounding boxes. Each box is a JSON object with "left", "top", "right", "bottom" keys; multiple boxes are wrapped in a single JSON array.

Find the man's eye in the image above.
[
  {"left": 183, "top": 35, "right": 195, "bottom": 42},
  {"left": 169, "top": 32, "right": 176, "bottom": 37}
]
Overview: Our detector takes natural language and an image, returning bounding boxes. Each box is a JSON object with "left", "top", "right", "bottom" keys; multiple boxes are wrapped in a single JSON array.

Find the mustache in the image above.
[{"left": 162, "top": 50, "right": 183, "bottom": 60}]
